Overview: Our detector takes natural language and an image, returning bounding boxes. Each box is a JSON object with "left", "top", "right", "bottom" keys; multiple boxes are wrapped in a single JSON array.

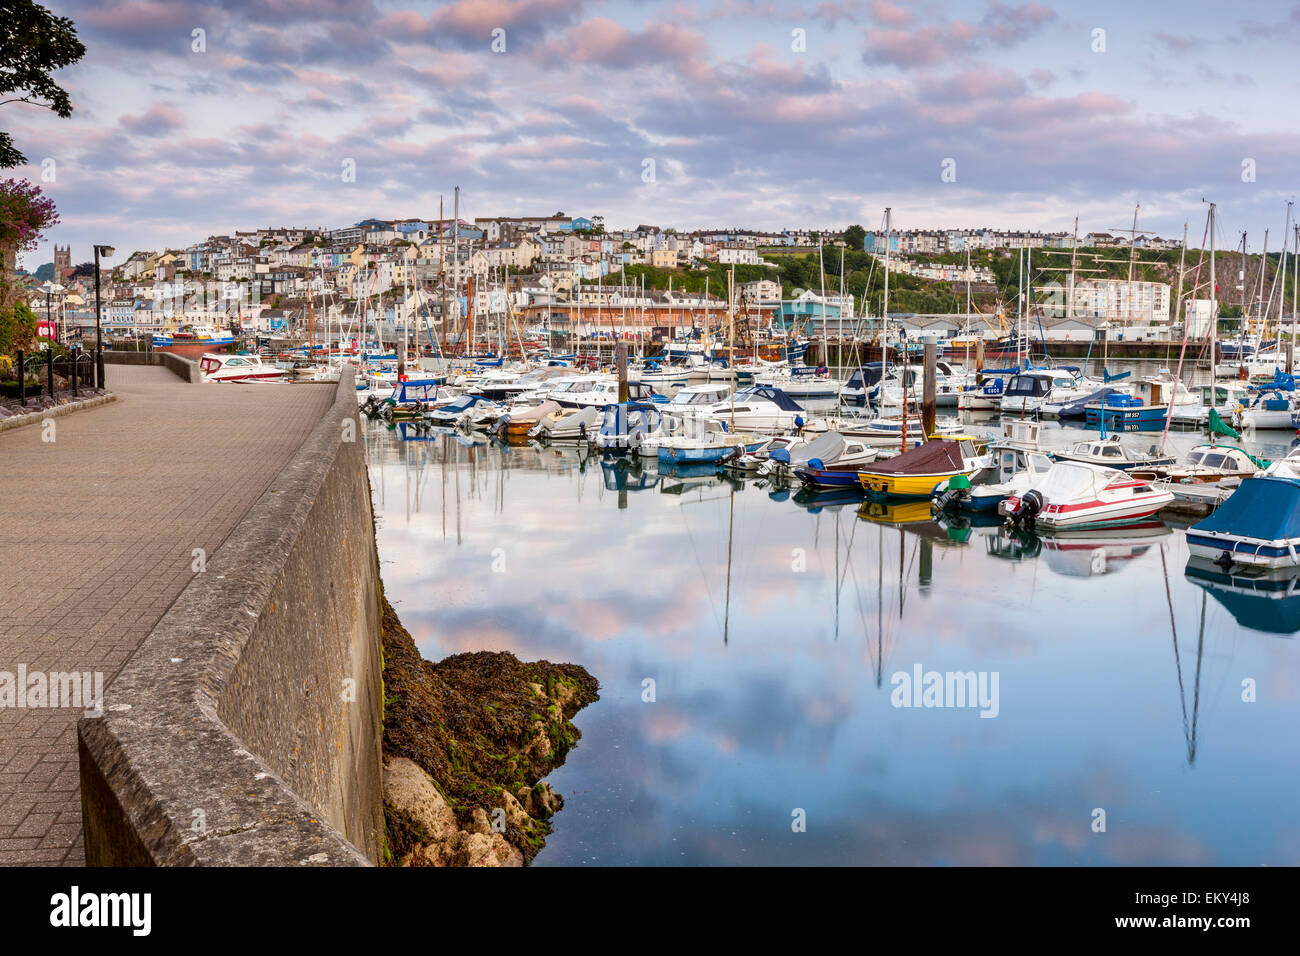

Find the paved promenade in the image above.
[{"left": 0, "top": 365, "right": 335, "bottom": 864}]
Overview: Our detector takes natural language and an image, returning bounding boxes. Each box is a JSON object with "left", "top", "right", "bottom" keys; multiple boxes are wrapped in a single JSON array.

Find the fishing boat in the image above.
[
  {"left": 857, "top": 438, "right": 989, "bottom": 499},
  {"left": 1083, "top": 377, "right": 1196, "bottom": 432},
  {"left": 1186, "top": 475, "right": 1300, "bottom": 568},
  {"left": 1051, "top": 435, "right": 1176, "bottom": 471},
  {"left": 1000, "top": 461, "right": 1173, "bottom": 530},
  {"left": 197, "top": 352, "right": 286, "bottom": 383}
]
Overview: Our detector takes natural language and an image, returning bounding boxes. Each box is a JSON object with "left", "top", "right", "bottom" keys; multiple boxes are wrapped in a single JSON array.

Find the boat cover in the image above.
[
  {"left": 736, "top": 385, "right": 804, "bottom": 411},
  {"left": 510, "top": 400, "right": 561, "bottom": 423},
  {"left": 864, "top": 439, "right": 963, "bottom": 475},
  {"left": 1191, "top": 477, "right": 1300, "bottom": 541},
  {"left": 791, "top": 431, "right": 846, "bottom": 466}
]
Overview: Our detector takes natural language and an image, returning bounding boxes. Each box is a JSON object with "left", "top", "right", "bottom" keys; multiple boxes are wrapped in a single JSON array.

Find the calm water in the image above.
[{"left": 365, "top": 413, "right": 1300, "bottom": 866}]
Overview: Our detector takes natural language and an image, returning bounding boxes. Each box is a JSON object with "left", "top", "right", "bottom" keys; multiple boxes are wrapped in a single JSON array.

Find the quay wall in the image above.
[
  {"left": 78, "top": 368, "right": 385, "bottom": 865},
  {"left": 103, "top": 348, "right": 201, "bottom": 383}
]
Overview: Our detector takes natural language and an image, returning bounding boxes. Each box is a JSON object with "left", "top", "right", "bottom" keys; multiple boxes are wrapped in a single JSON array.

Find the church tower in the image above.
[{"left": 54, "top": 244, "right": 71, "bottom": 276}]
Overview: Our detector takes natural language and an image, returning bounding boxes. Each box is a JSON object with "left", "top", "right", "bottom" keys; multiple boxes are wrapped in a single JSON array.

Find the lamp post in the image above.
[{"left": 93, "top": 244, "right": 115, "bottom": 388}]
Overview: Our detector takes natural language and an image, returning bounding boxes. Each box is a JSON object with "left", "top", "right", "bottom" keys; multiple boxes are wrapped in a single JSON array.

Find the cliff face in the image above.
[{"left": 379, "top": 598, "right": 599, "bottom": 866}]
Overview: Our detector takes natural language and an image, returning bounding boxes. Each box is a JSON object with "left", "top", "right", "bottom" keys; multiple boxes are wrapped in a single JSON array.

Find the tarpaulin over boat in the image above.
[
  {"left": 508, "top": 400, "right": 561, "bottom": 423},
  {"left": 790, "top": 431, "right": 845, "bottom": 467},
  {"left": 1191, "top": 477, "right": 1300, "bottom": 541},
  {"left": 864, "top": 439, "right": 963, "bottom": 475},
  {"left": 736, "top": 386, "right": 803, "bottom": 411}
]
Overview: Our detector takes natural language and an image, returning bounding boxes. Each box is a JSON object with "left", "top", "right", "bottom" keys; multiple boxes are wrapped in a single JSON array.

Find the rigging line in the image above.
[
  {"left": 677, "top": 502, "right": 725, "bottom": 637},
  {"left": 1161, "top": 542, "right": 1194, "bottom": 757}
]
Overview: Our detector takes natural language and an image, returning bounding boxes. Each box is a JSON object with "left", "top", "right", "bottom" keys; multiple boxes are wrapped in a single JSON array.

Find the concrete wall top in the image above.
[{"left": 78, "top": 367, "right": 381, "bottom": 866}]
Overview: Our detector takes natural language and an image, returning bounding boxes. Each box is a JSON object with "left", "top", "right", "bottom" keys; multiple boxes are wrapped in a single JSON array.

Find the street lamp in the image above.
[
  {"left": 37, "top": 281, "right": 63, "bottom": 344},
  {"left": 93, "top": 244, "right": 115, "bottom": 388}
]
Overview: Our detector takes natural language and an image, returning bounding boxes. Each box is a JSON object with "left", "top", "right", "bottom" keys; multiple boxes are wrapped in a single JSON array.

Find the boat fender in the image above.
[
  {"left": 807, "top": 457, "right": 824, "bottom": 470},
  {"left": 795, "top": 415, "right": 805, "bottom": 428},
  {"left": 769, "top": 448, "right": 792, "bottom": 464}
]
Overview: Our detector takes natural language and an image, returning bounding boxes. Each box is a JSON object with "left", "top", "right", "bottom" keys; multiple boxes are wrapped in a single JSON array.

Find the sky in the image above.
[{"left": 9, "top": 0, "right": 1300, "bottom": 269}]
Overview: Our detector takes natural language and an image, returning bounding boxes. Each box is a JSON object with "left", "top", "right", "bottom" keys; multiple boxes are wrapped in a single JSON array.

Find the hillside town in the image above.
[{"left": 18, "top": 214, "right": 1200, "bottom": 350}]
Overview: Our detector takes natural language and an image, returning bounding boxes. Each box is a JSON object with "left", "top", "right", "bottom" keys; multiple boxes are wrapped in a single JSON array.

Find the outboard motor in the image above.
[
  {"left": 932, "top": 474, "right": 971, "bottom": 512},
  {"left": 1002, "top": 488, "right": 1044, "bottom": 525}
]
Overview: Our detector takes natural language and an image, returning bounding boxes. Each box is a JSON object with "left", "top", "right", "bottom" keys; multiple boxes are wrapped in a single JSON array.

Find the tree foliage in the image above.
[{"left": 0, "top": 0, "right": 86, "bottom": 168}]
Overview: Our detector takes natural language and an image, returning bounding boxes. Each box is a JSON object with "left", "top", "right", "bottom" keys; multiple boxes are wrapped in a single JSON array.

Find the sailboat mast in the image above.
[
  {"left": 1209, "top": 201, "right": 1217, "bottom": 376},
  {"left": 883, "top": 207, "right": 892, "bottom": 364}
]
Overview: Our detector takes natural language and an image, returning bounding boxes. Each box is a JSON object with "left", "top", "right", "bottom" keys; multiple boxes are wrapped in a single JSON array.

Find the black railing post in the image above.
[
  {"left": 17, "top": 350, "right": 25, "bottom": 406},
  {"left": 97, "top": 345, "right": 105, "bottom": 390},
  {"left": 47, "top": 347, "right": 55, "bottom": 398},
  {"left": 70, "top": 347, "right": 78, "bottom": 396}
]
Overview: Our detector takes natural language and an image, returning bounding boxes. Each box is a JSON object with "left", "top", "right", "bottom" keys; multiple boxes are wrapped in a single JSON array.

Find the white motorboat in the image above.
[
  {"left": 198, "top": 353, "right": 286, "bottom": 383},
  {"left": 999, "top": 369, "right": 1090, "bottom": 414},
  {"left": 753, "top": 365, "right": 842, "bottom": 398},
  {"left": 1167, "top": 384, "right": 1250, "bottom": 426},
  {"left": 1001, "top": 461, "right": 1173, "bottom": 530},
  {"left": 700, "top": 385, "right": 809, "bottom": 433}
]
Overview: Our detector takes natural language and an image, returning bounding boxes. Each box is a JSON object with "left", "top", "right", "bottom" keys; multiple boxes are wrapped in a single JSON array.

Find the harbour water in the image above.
[{"left": 365, "top": 407, "right": 1300, "bottom": 866}]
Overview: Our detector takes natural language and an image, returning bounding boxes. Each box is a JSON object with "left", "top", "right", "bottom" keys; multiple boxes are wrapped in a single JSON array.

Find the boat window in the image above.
[
  {"left": 959, "top": 440, "right": 975, "bottom": 457},
  {"left": 1102, "top": 446, "right": 1121, "bottom": 456},
  {"left": 227, "top": 358, "right": 248, "bottom": 366},
  {"left": 1202, "top": 453, "right": 1227, "bottom": 469},
  {"left": 1188, "top": 451, "right": 1205, "bottom": 464}
]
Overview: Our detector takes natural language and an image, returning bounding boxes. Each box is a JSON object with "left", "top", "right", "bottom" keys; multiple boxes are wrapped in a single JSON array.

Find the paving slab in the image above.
[{"left": 0, "top": 365, "right": 335, "bottom": 864}]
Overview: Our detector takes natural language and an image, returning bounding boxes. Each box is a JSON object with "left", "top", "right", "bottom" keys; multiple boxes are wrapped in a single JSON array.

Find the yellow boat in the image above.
[{"left": 858, "top": 438, "right": 988, "bottom": 499}]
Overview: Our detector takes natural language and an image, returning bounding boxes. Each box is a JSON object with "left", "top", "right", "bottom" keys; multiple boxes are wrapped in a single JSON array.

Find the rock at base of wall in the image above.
[{"left": 379, "top": 597, "right": 599, "bottom": 866}]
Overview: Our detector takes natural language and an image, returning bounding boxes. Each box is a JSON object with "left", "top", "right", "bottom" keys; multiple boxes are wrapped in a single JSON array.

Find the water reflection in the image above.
[{"left": 366, "top": 420, "right": 1300, "bottom": 866}]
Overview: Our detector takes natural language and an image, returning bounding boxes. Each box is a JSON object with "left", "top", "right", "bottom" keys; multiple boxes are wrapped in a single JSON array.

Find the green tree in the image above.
[
  {"left": 843, "top": 224, "right": 867, "bottom": 249},
  {"left": 0, "top": 1, "right": 86, "bottom": 168}
]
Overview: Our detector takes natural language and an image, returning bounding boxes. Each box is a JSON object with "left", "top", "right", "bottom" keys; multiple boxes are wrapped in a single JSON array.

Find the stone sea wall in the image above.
[{"left": 78, "top": 368, "right": 384, "bottom": 865}]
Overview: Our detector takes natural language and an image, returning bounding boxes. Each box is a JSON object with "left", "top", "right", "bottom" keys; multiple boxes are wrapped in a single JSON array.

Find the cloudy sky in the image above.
[{"left": 10, "top": 0, "right": 1300, "bottom": 268}]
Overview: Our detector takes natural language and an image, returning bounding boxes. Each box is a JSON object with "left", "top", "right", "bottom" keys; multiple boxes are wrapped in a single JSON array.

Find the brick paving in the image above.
[{"left": 0, "top": 365, "right": 335, "bottom": 865}]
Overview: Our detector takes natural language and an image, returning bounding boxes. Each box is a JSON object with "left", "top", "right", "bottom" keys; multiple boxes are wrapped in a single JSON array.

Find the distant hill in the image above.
[{"left": 33, "top": 262, "right": 54, "bottom": 281}]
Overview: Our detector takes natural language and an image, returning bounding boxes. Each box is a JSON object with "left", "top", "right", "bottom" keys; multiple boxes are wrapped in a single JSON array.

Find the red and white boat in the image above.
[
  {"left": 198, "top": 352, "right": 287, "bottom": 383},
  {"left": 1000, "top": 461, "right": 1173, "bottom": 530}
]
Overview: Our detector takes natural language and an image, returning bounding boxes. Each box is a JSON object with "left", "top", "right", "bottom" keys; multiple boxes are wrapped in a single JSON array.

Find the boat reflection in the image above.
[
  {"left": 1036, "top": 521, "right": 1171, "bottom": 578},
  {"left": 1184, "top": 556, "right": 1300, "bottom": 635}
]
